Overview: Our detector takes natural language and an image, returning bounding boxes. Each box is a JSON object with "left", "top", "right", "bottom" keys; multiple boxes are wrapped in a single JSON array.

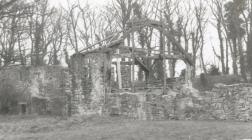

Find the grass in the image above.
[{"left": 0, "top": 115, "right": 252, "bottom": 140}]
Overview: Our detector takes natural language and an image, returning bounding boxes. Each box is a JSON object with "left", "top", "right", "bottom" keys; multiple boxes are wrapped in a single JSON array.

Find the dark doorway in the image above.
[{"left": 21, "top": 104, "right": 26, "bottom": 114}]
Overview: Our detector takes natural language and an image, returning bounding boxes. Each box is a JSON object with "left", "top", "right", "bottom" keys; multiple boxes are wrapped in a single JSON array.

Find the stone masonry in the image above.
[
  {"left": 0, "top": 65, "right": 70, "bottom": 116},
  {"left": 71, "top": 52, "right": 111, "bottom": 115},
  {"left": 204, "top": 83, "right": 252, "bottom": 121},
  {"left": 105, "top": 83, "right": 252, "bottom": 121}
]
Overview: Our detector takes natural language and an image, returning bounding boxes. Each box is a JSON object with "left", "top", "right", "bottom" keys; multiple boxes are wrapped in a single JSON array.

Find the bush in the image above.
[
  {"left": 179, "top": 69, "right": 186, "bottom": 78},
  {"left": 200, "top": 73, "right": 208, "bottom": 87},
  {"left": 208, "top": 65, "right": 220, "bottom": 75},
  {"left": 193, "top": 75, "right": 242, "bottom": 91}
]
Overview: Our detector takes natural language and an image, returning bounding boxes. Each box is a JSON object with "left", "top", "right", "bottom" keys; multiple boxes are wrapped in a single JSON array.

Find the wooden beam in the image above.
[
  {"left": 135, "top": 57, "right": 150, "bottom": 72},
  {"left": 131, "top": 32, "right": 136, "bottom": 93},
  {"left": 112, "top": 58, "right": 150, "bottom": 72},
  {"left": 116, "top": 49, "right": 122, "bottom": 90},
  {"left": 160, "top": 26, "right": 167, "bottom": 95},
  {"left": 82, "top": 48, "right": 114, "bottom": 54},
  {"left": 123, "top": 45, "right": 150, "bottom": 73},
  {"left": 112, "top": 61, "right": 133, "bottom": 65},
  {"left": 112, "top": 53, "right": 182, "bottom": 59},
  {"left": 84, "top": 46, "right": 147, "bottom": 57},
  {"left": 145, "top": 54, "right": 182, "bottom": 59},
  {"left": 104, "top": 52, "right": 112, "bottom": 104},
  {"left": 126, "top": 19, "right": 193, "bottom": 65},
  {"left": 112, "top": 46, "right": 147, "bottom": 54},
  {"left": 79, "top": 31, "right": 123, "bottom": 53},
  {"left": 185, "top": 63, "right": 192, "bottom": 87},
  {"left": 149, "top": 25, "right": 193, "bottom": 65},
  {"left": 80, "top": 19, "right": 193, "bottom": 66},
  {"left": 112, "top": 53, "right": 132, "bottom": 58}
]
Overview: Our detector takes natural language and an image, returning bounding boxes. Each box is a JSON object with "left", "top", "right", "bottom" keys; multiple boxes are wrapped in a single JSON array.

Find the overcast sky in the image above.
[
  {"left": 49, "top": 0, "right": 107, "bottom": 8},
  {"left": 48, "top": 0, "right": 221, "bottom": 74}
]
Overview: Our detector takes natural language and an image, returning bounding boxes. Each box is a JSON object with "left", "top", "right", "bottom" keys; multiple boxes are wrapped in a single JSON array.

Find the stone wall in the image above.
[
  {"left": 105, "top": 86, "right": 203, "bottom": 120},
  {"left": 204, "top": 83, "right": 252, "bottom": 121},
  {"left": 71, "top": 53, "right": 111, "bottom": 115},
  {"left": 0, "top": 65, "right": 70, "bottom": 116},
  {"left": 2, "top": 53, "right": 251, "bottom": 121},
  {"left": 121, "top": 65, "right": 131, "bottom": 88},
  {"left": 106, "top": 84, "right": 252, "bottom": 121}
]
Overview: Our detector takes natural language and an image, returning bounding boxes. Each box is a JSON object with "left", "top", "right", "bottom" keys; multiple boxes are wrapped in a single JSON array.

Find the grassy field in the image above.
[{"left": 0, "top": 115, "right": 252, "bottom": 140}]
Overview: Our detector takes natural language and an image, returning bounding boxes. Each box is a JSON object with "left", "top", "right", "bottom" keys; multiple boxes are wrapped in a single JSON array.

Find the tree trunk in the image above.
[
  {"left": 217, "top": 21, "right": 225, "bottom": 74},
  {"left": 225, "top": 39, "right": 229, "bottom": 74},
  {"left": 248, "top": 1, "right": 252, "bottom": 82},
  {"left": 185, "top": 38, "right": 189, "bottom": 53},
  {"left": 158, "top": 31, "right": 164, "bottom": 80},
  {"left": 248, "top": 34, "right": 252, "bottom": 82},
  {"left": 200, "top": 43, "right": 207, "bottom": 74},
  {"left": 167, "top": 39, "right": 173, "bottom": 78},
  {"left": 232, "top": 38, "right": 238, "bottom": 75},
  {"left": 238, "top": 35, "right": 247, "bottom": 81},
  {"left": 191, "top": 33, "right": 196, "bottom": 77}
]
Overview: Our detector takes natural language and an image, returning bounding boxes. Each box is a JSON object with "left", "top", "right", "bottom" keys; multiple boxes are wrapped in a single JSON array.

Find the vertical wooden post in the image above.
[
  {"left": 116, "top": 49, "right": 122, "bottom": 89},
  {"left": 131, "top": 32, "right": 136, "bottom": 93},
  {"left": 162, "top": 30, "right": 167, "bottom": 95},
  {"left": 185, "top": 62, "right": 192, "bottom": 87},
  {"left": 106, "top": 52, "right": 112, "bottom": 93},
  {"left": 104, "top": 52, "right": 112, "bottom": 105},
  {"left": 145, "top": 71, "right": 149, "bottom": 89}
]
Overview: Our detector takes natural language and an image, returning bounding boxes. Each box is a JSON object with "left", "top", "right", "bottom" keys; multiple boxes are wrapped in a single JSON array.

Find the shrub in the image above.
[
  {"left": 200, "top": 73, "right": 208, "bottom": 86},
  {"left": 208, "top": 65, "right": 220, "bottom": 75},
  {"left": 179, "top": 69, "right": 186, "bottom": 78}
]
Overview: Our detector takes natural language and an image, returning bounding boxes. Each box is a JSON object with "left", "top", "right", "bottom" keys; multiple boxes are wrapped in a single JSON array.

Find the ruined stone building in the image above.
[
  {"left": 69, "top": 19, "right": 195, "bottom": 117},
  {"left": 0, "top": 19, "right": 193, "bottom": 117},
  {"left": 68, "top": 19, "right": 252, "bottom": 121},
  {"left": 1, "top": 19, "right": 252, "bottom": 121}
]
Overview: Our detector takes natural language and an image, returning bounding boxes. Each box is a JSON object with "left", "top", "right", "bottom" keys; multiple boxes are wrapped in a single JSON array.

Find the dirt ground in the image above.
[{"left": 0, "top": 115, "right": 252, "bottom": 140}]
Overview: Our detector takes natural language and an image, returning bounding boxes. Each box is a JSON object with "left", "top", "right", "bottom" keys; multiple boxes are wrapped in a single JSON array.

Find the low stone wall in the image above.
[
  {"left": 106, "top": 83, "right": 252, "bottom": 121},
  {"left": 105, "top": 86, "right": 204, "bottom": 120},
  {"left": 204, "top": 83, "right": 252, "bottom": 121}
]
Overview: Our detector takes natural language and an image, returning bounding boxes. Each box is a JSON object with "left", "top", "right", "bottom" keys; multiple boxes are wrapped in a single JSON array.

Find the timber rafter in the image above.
[{"left": 78, "top": 18, "right": 194, "bottom": 66}]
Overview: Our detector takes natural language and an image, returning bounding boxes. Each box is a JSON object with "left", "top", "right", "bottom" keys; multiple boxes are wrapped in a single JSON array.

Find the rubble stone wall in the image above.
[
  {"left": 106, "top": 84, "right": 252, "bottom": 121},
  {"left": 71, "top": 53, "right": 110, "bottom": 115},
  {"left": 121, "top": 65, "right": 131, "bottom": 88},
  {"left": 0, "top": 65, "right": 70, "bottom": 116},
  {"left": 2, "top": 54, "right": 252, "bottom": 121},
  {"left": 204, "top": 83, "right": 252, "bottom": 121},
  {"left": 106, "top": 87, "right": 203, "bottom": 120}
]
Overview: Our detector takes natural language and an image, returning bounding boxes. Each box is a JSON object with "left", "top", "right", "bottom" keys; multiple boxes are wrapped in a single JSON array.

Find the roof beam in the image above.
[{"left": 112, "top": 53, "right": 182, "bottom": 59}]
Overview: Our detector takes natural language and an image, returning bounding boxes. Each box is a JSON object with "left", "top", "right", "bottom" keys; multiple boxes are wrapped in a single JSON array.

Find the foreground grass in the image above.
[{"left": 0, "top": 115, "right": 252, "bottom": 140}]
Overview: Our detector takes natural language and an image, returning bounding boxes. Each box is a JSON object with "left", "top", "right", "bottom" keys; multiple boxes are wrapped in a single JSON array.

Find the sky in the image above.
[
  {"left": 48, "top": 0, "right": 222, "bottom": 74},
  {"left": 49, "top": 0, "right": 107, "bottom": 8}
]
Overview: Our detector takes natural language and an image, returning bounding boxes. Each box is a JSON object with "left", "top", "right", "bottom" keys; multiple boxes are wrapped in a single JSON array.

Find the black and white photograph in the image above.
[{"left": 0, "top": 0, "right": 252, "bottom": 139}]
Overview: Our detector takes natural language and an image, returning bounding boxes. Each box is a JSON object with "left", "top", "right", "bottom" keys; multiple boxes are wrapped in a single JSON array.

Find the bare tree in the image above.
[
  {"left": 0, "top": 0, "right": 18, "bottom": 19},
  {"left": 64, "top": 2, "right": 80, "bottom": 53},
  {"left": 209, "top": 0, "right": 226, "bottom": 74},
  {"left": 194, "top": 0, "right": 208, "bottom": 74},
  {"left": 0, "top": 0, "right": 31, "bottom": 67},
  {"left": 47, "top": 10, "right": 66, "bottom": 65},
  {"left": 224, "top": 0, "right": 247, "bottom": 80},
  {"left": 28, "top": 0, "right": 56, "bottom": 66},
  {"left": 247, "top": 0, "right": 252, "bottom": 82}
]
